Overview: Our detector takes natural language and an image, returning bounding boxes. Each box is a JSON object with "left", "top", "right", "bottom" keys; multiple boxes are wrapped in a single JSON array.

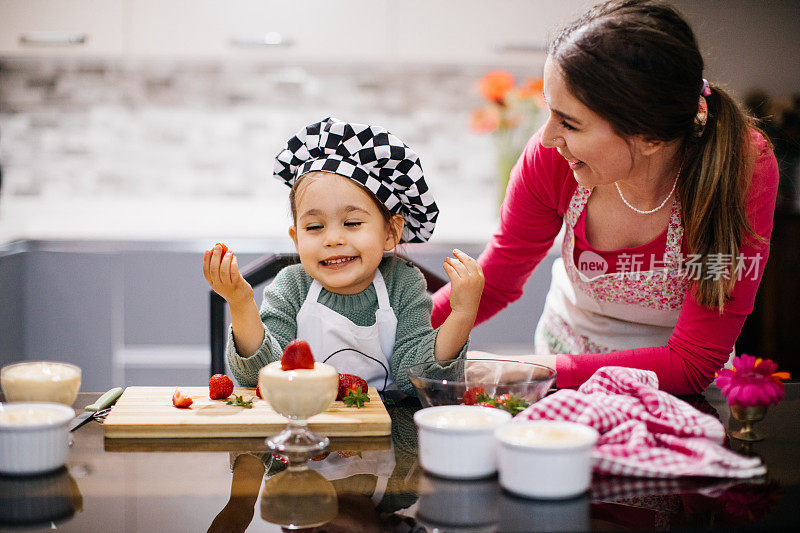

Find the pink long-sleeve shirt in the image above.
[{"left": 432, "top": 128, "right": 779, "bottom": 394}]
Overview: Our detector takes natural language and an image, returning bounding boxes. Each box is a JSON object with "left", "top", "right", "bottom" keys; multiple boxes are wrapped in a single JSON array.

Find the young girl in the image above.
[{"left": 203, "top": 117, "right": 483, "bottom": 396}]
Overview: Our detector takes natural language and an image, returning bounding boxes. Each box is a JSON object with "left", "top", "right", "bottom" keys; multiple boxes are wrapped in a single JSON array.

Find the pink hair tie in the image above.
[
  {"left": 701, "top": 78, "right": 711, "bottom": 97},
  {"left": 693, "top": 79, "right": 711, "bottom": 136}
]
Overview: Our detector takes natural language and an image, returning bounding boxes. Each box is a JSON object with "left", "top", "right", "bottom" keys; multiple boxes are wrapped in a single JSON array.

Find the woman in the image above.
[{"left": 431, "top": 0, "right": 779, "bottom": 394}]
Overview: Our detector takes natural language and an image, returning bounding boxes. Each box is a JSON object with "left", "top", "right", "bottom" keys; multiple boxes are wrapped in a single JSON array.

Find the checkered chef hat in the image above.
[{"left": 274, "top": 117, "right": 439, "bottom": 243}]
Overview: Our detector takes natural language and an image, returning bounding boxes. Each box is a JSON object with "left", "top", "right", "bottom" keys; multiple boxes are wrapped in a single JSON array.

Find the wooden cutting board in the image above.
[{"left": 103, "top": 386, "right": 391, "bottom": 439}]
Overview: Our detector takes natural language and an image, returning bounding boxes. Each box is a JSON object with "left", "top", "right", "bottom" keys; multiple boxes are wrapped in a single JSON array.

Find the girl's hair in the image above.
[
  {"left": 549, "top": 0, "right": 764, "bottom": 311},
  {"left": 289, "top": 172, "right": 404, "bottom": 246}
]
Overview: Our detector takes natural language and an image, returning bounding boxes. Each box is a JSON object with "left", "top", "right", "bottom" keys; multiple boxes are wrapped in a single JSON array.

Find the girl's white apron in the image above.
[
  {"left": 307, "top": 449, "right": 396, "bottom": 505},
  {"left": 296, "top": 270, "right": 398, "bottom": 392},
  {"left": 535, "top": 185, "right": 690, "bottom": 354}
]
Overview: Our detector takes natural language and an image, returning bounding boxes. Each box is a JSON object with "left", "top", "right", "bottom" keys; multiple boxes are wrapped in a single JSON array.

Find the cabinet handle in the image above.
[
  {"left": 19, "top": 32, "right": 88, "bottom": 46},
  {"left": 229, "top": 32, "right": 293, "bottom": 48},
  {"left": 493, "top": 42, "right": 547, "bottom": 54}
]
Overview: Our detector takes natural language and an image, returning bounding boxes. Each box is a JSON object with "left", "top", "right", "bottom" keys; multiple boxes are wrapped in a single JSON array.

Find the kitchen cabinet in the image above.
[
  {"left": 0, "top": 0, "right": 593, "bottom": 65},
  {"left": 387, "top": 0, "right": 594, "bottom": 65},
  {"left": 127, "top": 0, "right": 391, "bottom": 61},
  {"left": 0, "top": 0, "right": 125, "bottom": 57}
]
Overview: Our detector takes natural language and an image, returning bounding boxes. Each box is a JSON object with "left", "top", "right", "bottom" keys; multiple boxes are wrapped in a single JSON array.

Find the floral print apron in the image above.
[{"left": 534, "top": 185, "right": 690, "bottom": 355}]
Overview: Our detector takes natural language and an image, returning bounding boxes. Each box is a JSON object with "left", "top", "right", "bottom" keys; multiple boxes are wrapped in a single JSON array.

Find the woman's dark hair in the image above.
[{"left": 549, "top": 0, "right": 764, "bottom": 311}]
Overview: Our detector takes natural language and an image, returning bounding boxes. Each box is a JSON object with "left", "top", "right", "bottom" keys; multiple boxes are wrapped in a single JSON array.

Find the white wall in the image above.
[{"left": 673, "top": 0, "right": 800, "bottom": 99}]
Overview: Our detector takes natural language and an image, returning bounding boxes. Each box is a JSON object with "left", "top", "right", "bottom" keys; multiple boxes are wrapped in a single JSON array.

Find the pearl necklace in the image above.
[{"left": 615, "top": 174, "right": 679, "bottom": 215}]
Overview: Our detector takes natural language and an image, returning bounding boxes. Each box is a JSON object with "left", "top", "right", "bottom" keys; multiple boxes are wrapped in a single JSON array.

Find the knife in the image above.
[{"left": 69, "top": 387, "right": 124, "bottom": 432}]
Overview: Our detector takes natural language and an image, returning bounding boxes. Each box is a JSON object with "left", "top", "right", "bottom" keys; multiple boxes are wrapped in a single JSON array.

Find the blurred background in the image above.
[{"left": 1, "top": 0, "right": 798, "bottom": 389}]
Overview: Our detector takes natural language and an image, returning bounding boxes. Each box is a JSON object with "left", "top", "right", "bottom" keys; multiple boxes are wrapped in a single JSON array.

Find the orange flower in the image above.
[
  {"left": 470, "top": 107, "right": 501, "bottom": 133},
  {"left": 478, "top": 70, "right": 515, "bottom": 104},
  {"left": 518, "top": 77, "right": 543, "bottom": 99}
]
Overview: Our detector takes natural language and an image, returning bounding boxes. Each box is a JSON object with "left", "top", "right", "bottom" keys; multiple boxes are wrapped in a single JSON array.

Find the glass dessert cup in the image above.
[
  {"left": 260, "top": 469, "right": 337, "bottom": 528},
  {"left": 258, "top": 361, "right": 339, "bottom": 466}
]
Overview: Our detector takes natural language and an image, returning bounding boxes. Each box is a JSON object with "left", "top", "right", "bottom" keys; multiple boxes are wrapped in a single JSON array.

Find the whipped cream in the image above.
[
  {"left": 502, "top": 423, "right": 596, "bottom": 447},
  {"left": 418, "top": 407, "right": 508, "bottom": 429},
  {"left": 1, "top": 362, "right": 81, "bottom": 405},
  {"left": 0, "top": 405, "right": 71, "bottom": 426},
  {"left": 258, "top": 361, "right": 338, "bottom": 419}
]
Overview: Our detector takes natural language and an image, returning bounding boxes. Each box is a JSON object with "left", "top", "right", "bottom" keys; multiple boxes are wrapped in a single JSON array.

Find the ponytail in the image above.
[{"left": 679, "top": 85, "right": 766, "bottom": 311}]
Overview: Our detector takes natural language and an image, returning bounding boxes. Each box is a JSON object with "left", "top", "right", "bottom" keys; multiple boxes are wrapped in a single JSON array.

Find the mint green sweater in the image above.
[{"left": 227, "top": 257, "right": 467, "bottom": 396}]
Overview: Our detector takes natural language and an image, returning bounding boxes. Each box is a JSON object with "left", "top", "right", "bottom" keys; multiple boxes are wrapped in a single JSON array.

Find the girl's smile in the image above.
[
  {"left": 319, "top": 255, "right": 359, "bottom": 268},
  {"left": 289, "top": 172, "right": 401, "bottom": 295}
]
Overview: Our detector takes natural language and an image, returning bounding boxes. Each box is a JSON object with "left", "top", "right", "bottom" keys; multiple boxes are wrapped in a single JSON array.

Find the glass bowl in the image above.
[{"left": 407, "top": 358, "right": 556, "bottom": 408}]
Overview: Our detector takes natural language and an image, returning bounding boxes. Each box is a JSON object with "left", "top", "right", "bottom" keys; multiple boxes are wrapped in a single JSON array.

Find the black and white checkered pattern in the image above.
[{"left": 274, "top": 117, "right": 438, "bottom": 243}]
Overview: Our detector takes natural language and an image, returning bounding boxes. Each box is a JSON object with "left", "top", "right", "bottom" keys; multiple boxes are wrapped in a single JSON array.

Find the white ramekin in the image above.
[
  {"left": 495, "top": 420, "right": 599, "bottom": 499},
  {"left": 417, "top": 473, "right": 499, "bottom": 527},
  {"left": 414, "top": 405, "right": 512, "bottom": 479},
  {"left": 0, "top": 402, "right": 75, "bottom": 475}
]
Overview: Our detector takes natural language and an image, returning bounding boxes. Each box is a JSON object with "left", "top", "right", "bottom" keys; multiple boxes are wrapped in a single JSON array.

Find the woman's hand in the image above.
[
  {"left": 443, "top": 249, "right": 484, "bottom": 318},
  {"left": 466, "top": 350, "right": 557, "bottom": 379},
  {"left": 203, "top": 244, "right": 254, "bottom": 307}
]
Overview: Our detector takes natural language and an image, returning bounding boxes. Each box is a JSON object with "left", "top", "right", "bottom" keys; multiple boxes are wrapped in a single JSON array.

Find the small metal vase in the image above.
[{"left": 729, "top": 404, "right": 768, "bottom": 441}]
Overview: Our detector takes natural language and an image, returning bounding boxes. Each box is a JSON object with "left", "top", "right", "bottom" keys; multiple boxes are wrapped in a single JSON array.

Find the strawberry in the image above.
[
  {"left": 272, "top": 453, "right": 288, "bottom": 464},
  {"left": 494, "top": 393, "right": 530, "bottom": 416},
  {"left": 215, "top": 242, "right": 229, "bottom": 256},
  {"left": 463, "top": 386, "right": 487, "bottom": 405},
  {"left": 310, "top": 452, "right": 330, "bottom": 461},
  {"left": 495, "top": 394, "right": 511, "bottom": 405},
  {"left": 337, "top": 450, "right": 360, "bottom": 458},
  {"left": 172, "top": 389, "right": 193, "bottom": 408},
  {"left": 337, "top": 374, "right": 368, "bottom": 400},
  {"left": 209, "top": 373, "right": 234, "bottom": 400},
  {"left": 255, "top": 384, "right": 262, "bottom": 399},
  {"left": 281, "top": 340, "right": 315, "bottom": 370}
]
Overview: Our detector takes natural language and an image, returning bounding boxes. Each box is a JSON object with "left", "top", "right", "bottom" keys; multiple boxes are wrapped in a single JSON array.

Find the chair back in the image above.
[{"left": 209, "top": 253, "right": 446, "bottom": 376}]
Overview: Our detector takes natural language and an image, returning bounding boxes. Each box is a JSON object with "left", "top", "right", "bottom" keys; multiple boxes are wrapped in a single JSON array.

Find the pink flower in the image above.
[{"left": 715, "top": 354, "right": 791, "bottom": 407}]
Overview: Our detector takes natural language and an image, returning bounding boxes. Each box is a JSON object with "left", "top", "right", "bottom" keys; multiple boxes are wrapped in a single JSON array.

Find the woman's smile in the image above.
[{"left": 559, "top": 150, "right": 585, "bottom": 171}]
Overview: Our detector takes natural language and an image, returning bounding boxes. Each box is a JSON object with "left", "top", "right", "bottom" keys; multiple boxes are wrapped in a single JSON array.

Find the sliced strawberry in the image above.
[
  {"left": 172, "top": 389, "right": 193, "bottom": 408},
  {"left": 214, "top": 242, "right": 229, "bottom": 256},
  {"left": 310, "top": 452, "right": 330, "bottom": 461},
  {"left": 209, "top": 373, "right": 234, "bottom": 400},
  {"left": 281, "top": 340, "right": 315, "bottom": 370},
  {"left": 337, "top": 373, "right": 368, "bottom": 400},
  {"left": 463, "top": 386, "right": 487, "bottom": 405},
  {"left": 337, "top": 450, "right": 360, "bottom": 458},
  {"left": 495, "top": 393, "right": 511, "bottom": 405},
  {"left": 255, "top": 384, "right": 262, "bottom": 399},
  {"left": 494, "top": 393, "right": 530, "bottom": 416}
]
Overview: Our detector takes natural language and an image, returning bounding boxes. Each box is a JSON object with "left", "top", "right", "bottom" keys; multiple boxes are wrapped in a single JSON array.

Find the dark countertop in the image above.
[{"left": 1, "top": 385, "right": 798, "bottom": 532}]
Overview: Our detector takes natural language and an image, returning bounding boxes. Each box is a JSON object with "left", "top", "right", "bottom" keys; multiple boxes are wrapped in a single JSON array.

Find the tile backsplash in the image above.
[{"left": 0, "top": 59, "right": 539, "bottom": 205}]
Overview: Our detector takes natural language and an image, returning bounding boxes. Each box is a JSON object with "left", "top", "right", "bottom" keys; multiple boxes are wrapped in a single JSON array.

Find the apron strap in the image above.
[
  {"left": 372, "top": 269, "right": 391, "bottom": 310},
  {"left": 306, "top": 279, "right": 324, "bottom": 303}
]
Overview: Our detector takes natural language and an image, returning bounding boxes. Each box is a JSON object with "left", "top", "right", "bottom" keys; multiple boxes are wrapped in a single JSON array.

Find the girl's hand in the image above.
[
  {"left": 203, "top": 244, "right": 254, "bottom": 306},
  {"left": 443, "top": 249, "right": 484, "bottom": 317}
]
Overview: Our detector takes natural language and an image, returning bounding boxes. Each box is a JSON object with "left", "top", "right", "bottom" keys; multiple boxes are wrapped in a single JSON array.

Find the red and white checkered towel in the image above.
[{"left": 516, "top": 366, "right": 766, "bottom": 478}]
